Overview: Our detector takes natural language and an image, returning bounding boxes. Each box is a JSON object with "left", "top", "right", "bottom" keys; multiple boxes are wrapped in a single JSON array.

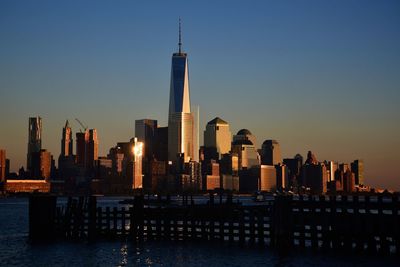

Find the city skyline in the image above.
[{"left": 0, "top": 1, "right": 399, "bottom": 190}]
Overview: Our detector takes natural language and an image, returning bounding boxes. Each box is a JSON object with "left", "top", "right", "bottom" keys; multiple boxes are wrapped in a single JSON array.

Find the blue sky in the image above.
[{"left": 0, "top": 0, "right": 399, "bottom": 189}]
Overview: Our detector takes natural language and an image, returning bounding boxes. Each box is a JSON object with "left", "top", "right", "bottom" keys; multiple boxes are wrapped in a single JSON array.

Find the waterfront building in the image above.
[
  {"left": 259, "top": 165, "right": 277, "bottom": 191},
  {"left": 283, "top": 154, "right": 303, "bottom": 187},
  {"left": 27, "top": 117, "right": 42, "bottom": 171},
  {"left": 204, "top": 117, "right": 232, "bottom": 160},
  {"left": 275, "top": 163, "right": 289, "bottom": 190},
  {"left": 0, "top": 149, "right": 5, "bottom": 182},
  {"left": 76, "top": 129, "right": 98, "bottom": 170},
  {"left": 231, "top": 135, "right": 259, "bottom": 170},
  {"left": 260, "top": 140, "right": 281, "bottom": 166},
  {"left": 302, "top": 151, "right": 328, "bottom": 194},
  {"left": 168, "top": 20, "right": 195, "bottom": 163},
  {"left": 58, "top": 120, "right": 75, "bottom": 179},
  {"left": 31, "top": 149, "right": 51, "bottom": 181},
  {"left": 233, "top": 129, "right": 257, "bottom": 149},
  {"left": 60, "top": 120, "right": 73, "bottom": 157},
  {"left": 351, "top": 159, "right": 364, "bottom": 185},
  {"left": 135, "top": 119, "right": 158, "bottom": 189}
]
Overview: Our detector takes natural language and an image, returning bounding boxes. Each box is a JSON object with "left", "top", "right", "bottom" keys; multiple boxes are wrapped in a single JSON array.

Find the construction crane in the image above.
[{"left": 75, "top": 118, "right": 88, "bottom": 133}]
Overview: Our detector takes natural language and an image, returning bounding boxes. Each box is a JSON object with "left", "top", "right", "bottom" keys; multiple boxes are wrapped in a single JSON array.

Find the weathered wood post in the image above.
[
  {"left": 29, "top": 195, "right": 57, "bottom": 242},
  {"left": 88, "top": 196, "right": 97, "bottom": 241},
  {"left": 133, "top": 195, "right": 144, "bottom": 241},
  {"left": 271, "top": 195, "right": 292, "bottom": 251}
]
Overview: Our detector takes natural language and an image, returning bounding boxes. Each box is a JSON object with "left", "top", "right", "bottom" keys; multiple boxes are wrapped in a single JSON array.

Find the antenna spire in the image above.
[{"left": 178, "top": 18, "right": 182, "bottom": 53}]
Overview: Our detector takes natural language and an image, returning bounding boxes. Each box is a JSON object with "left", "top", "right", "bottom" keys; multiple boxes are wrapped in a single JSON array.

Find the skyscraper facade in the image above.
[
  {"left": 135, "top": 119, "right": 157, "bottom": 160},
  {"left": 27, "top": 117, "right": 42, "bottom": 171},
  {"left": 87, "top": 129, "right": 98, "bottom": 169},
  {"left": 351, "top": 159, "right": 364, "bottom": 185},
  {"left": 204, "top": 117, "right": 232, "bottom": 159},
  {"left": 31, "top": 149, "right": 51, "bottom": 181},
  {"left": 261, "top": 140, "right": 282, "bottom": 166},
  {"left": 76, "top": 129, "right": 98, "bottom": 170},
  {"left": 168, "top": 20, "right": 194, "bottom": 163},
  {"left": 0, "top": 149, "right": 6, "bottom": 182},
  {"left": 61, "top": 120, "right": 73, "bottom": 157}
]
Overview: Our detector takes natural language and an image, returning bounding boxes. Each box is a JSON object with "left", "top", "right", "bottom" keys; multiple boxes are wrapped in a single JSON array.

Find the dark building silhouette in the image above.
[
  {"left": 343, "top": 169, "right": 355, "bottom": 192},
  {"left": 76, "top": 129, "right": 98, "bottom": 170},
  {"left": 59, "top": 120, "right": 75, "bottom": 180},
  {"left": 302, "top": 151, "right": 328, "bottom": 194},
  {"left": 0, "top": 149, "right": 6, "bottom": 182},
  {"left": 261, "top": 140, "right": 281, "bottom": 165},
  {"left": 27, "top": 117, "right": 42, "bottom": 171},
  {"left": 135, "top": 119, "right": 158, "bottom": 190},
  {"left": 154, "top": 127, "right": 168, "bottom": 161},
  {"left": 283, "top": 154, "right": 303, "bottom": 187},
  {"left": 61, "top": 120, "right": 73, "bottom": 157},
  {"left": 31, "top": 149, "right": 51, "bottom": 181},
  {"left": 351, "top": 160, "right": 364, "bottom": 185}
]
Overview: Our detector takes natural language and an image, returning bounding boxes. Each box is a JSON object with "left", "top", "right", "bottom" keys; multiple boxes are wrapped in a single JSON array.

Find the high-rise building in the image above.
[
  {"left": 204, "top": 117, "right": 232, "bottom": 160},
  {"left": 351, "top": 160, "right": 364, "bottom": 185},
  {"left": 233, "top": 129, "right": 257, "bottom": 149},
  {"left": 135, "top": 119, "right": 158, "bottom": 189},
  {"left": 31, "top": 149, "right": 51, "bottom": 181},
  {"left": 231, "top": 133, "right": 259, "bottom": 170},
  {"left": 259, "top": 165, "right": 277, "bottom": 191},
  {"left": 87, "top": 129, "right": 98, "bottom": 169},
  {"left": 58, "top": 120, "right": 76, "bottom": 180},
  {"left": 61, "top": 120, "right": 73, "bottom": 157},
  {"left": 27, "top": 117, "right": 42, "bottom": 171},
  {"left": 76, "top": 131, "right": 89, "bottom": 167},
  {"left": 135, "top": 119, "right": 157, "bottom": 159},
  {"left": 0, "top": 149, "right": 6, "bottom": 182},
  {"left": 168, "top": 20, "right": 194, "bottom": 163},
  {"left": 76, "top": 129, "right": 98, "bottom": 170},
  {"left": 261, "top": 140, "right": 281, "bottom": 165}
]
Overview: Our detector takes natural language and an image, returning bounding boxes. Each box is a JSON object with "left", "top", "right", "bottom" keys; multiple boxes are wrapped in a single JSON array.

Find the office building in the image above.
[
  {"left": 168, "top": 20, "right": 195, "bottom": 163},
  {"left": 61, "top": 120, "right": 73, "bottom": 157},
  {"left": 351, "top": 160, "right": 364, "bottom": 185},
  {"left": 76, "top": 129, "right": 98, "bottom": 170},
  {"left": 259, "top": 165, "right": 277, "bottom": 191},
  {"left": 261, "top": 140, "right": 281, "bottom": 165},
  {"left": 0, "top": 149, "right": 5, "bottom": 182},
  {"left": 27, "top": 117, "right": 42, "bottom": 171},
  {"left": 135, "top": 119, "right": 157, "bottom": 160},
  {"left": 233, "top": 129, "right": 257, "bottom": 149},
  {"left": 231, "top": 135, "right": 259, "bottom": 170},
  {"left": 31, "top": 149, "right": 51, "bottom": 181},
  {"left": 204, "top": 117, "right": 232, "bottom": 159}
]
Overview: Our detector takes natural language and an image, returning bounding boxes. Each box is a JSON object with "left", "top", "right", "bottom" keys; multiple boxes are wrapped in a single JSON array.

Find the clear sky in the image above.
[{"left": 0, "top": 0, "right": 399, "bottom": 190}]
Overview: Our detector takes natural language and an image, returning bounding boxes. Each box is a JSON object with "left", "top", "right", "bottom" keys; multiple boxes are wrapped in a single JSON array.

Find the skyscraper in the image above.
[
  {"left": 204, "top": 117, "right": 232, "bottom": 159},
  {"left": 0, "top": 149, "right": 6, "bottom": 182},
  {"left": 351, "top": 159, "right": 364, "bottom": 186},
  {"left": 135, "top": 119, "right": 157, "bottom": 160},
  {"left": 31, "top": 149, "right": 51, "bottom": 181},
  {"left": 76, "top": 129, "right": 98, "bottom": 170},
  {"left": 168, "top": 20, "right": 194, "bottom": 163},
  {"left": 61, "top": 120, "right": 73, "bottom": 157},
  {"left": 87, "top": 129, "right": 98, "bottom": 169},
  {"left": 27, "top": 117, "right": 42, "bottom": 171},
  {"left": 261, "top": 140, "right": 281, "bottom": 166}
]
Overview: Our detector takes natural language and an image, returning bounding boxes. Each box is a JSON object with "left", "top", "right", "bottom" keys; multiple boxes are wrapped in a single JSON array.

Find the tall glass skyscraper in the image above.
[
  {"left": 27, "top": 116, "right": 42, "bottom": 171},
  {"left": 168, "top": 20, "right": 194, "bottom": 163}
]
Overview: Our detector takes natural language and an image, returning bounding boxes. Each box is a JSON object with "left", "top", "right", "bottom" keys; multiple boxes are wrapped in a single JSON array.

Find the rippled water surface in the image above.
[{"left": 0, "top": 197, "right": 397, "bottom": 267}]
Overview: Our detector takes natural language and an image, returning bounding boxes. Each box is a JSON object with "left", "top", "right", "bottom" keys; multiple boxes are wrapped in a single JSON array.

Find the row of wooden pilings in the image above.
[{"left": 29, "top": 194, "right": 400, "bottom": 255}]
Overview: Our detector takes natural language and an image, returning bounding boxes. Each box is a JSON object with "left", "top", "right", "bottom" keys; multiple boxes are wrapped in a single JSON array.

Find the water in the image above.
[{"left": 0, "top": 197, "right": 397, "bottom": 266}]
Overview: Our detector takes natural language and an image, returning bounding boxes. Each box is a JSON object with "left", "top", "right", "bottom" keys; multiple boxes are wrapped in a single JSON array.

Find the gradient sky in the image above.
[{"left": 0, "top": 0, "right": 399, "bottom": 190}]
